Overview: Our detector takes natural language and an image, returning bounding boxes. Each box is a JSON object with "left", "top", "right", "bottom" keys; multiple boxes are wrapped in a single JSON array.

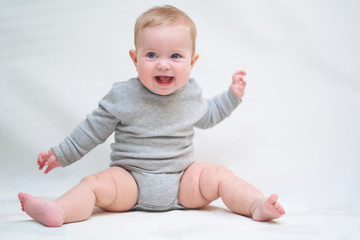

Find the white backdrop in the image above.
[{"left": 1, "top": 0, "right": 359, "bottom": 215}]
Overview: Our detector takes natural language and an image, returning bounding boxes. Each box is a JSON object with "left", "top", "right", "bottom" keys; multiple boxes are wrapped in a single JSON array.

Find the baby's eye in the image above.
[
  {"left": 171, "top": 53, "right": 181, "bottom": 59},
  {"left": 147, "top": 52, "right": 157, "bottom": 59}
]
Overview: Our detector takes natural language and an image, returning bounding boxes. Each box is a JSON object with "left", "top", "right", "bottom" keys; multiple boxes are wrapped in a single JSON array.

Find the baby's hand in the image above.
[
  {"left": 37, "top": 149, "right": 61, "bottom": 174},
  {"left": 231, "top": 70, "right": 247, "bottom": 100}
]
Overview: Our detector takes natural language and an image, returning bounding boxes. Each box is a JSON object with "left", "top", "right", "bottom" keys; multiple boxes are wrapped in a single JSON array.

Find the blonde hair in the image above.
[{"left": 134, "top": 5, "right": 197, "bottom": 54}]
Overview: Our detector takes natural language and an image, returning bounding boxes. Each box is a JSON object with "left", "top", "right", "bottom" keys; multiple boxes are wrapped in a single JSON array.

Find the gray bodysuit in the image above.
[{"left": 52, "top": 77, "right": 241, "bottom": 211}]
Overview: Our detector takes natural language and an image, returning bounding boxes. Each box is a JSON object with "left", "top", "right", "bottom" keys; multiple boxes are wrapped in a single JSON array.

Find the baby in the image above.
[{"left": 18, "top": 5, "right": 285, "bottom": 227}]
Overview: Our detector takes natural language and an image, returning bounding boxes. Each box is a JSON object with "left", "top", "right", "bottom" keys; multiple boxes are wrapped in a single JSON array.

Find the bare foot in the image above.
[
  {"left": 250, "top": 193, "right": 285, "bottom": 221},
  {"left": 18, "top": 192, "right": 65, "bottom": 227}
]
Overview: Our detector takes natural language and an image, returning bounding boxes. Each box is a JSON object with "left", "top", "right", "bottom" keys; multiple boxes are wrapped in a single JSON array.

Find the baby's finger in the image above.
[
  {"left": 232, "top": 75, "right": 241, "bottom": 84},
  {"left": 37, "top": 152, "right": 48, "bottom": 170},
  {"left": 43, "top": 156, "right": 61, "bottom": 174},
  {"left": 44, "top": 165, "right": 52, "bottom": 174},
  {"left": 39, "top": 161, "right": 48, "bottom": 171},
  {"left": 38, "top": 164, "right": 44, "bottom": 170},
  {"left": 43, "top": 160, "right": 53, "bottom": 174},
  {"left": 234, "top": 78, "right": 246, "bottom": 88},
  {"left": 236, "top": 70, "right": 246, "bottom": 76},
  {"left": 241, "top": 79, "right": 247, "bottom": 87},
  {"left": 232, "top": 71, "right": 246, "bottom": 83}
]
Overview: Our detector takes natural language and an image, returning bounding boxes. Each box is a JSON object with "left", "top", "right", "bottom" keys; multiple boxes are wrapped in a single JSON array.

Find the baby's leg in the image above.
[
  {"left": 178, "top": 162, "right": 285, "bottom": 221},
  {"left": 18, "top": 167, "right": 138, "bottom": 227}
]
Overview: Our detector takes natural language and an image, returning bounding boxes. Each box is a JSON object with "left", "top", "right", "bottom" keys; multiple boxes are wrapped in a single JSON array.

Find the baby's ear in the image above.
[
  {"left": 191, "top": 54, "right": 199, "bottom": 68},
  {"left": 129, "top": 49, "right": 137, "bottom": 66}
]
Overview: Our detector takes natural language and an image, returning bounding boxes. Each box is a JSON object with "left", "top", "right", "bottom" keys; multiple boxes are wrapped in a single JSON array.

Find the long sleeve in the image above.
[
  {"left": 52, "top": 92, "right": 120, "bottom": 167},
  {"left": 195, "top": 88, "right": 241, "bottom": 129}
]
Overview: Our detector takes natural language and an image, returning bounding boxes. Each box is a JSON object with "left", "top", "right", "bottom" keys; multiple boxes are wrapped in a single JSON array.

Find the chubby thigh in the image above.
[
  {"left": 83, "top": 167, "right": 138, "bottom": 212},
  {"left": 178, "top": 162, "right": 232, "bottom": 208}
]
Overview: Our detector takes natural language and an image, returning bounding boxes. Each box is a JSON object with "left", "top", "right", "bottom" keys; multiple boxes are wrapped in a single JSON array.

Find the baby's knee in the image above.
[
  {"left": 204, "top": 164, "right": 233, "bottom": 180},
  {"left": 80, "top": 173, "right": 102, "bottom": 187},
  {"left": 80, "top": 173, "right": 117, "bottom": 201}
]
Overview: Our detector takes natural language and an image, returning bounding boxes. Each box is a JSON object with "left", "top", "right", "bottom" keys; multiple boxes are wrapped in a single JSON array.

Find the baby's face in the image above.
[{"left": 130, "top": 24, "right": 198, "bottom": 95}]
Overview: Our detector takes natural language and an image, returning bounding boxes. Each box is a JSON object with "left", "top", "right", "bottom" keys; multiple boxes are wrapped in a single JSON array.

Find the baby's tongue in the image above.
[{"left": 157, "top": 76, "right": 172, "bottom": 83}]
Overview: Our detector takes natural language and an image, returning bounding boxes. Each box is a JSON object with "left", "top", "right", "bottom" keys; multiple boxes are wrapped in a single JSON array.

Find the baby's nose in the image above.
[{"left": 157, "top": 60, "right": 171, "bottom": 70}]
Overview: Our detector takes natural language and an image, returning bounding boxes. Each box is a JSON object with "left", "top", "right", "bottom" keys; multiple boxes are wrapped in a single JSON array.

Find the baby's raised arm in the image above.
[
  {"left": 37, "top": 149, "right": 61, "bottom": 174},
  {"left": 230, "top": 70, "right": 247, "bottom": 100}
]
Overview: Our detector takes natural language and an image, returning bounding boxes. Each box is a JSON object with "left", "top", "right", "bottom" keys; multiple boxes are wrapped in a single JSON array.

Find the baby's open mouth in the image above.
[{"left": 155, "top": 76, "right": 174, "bottom": 84}]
